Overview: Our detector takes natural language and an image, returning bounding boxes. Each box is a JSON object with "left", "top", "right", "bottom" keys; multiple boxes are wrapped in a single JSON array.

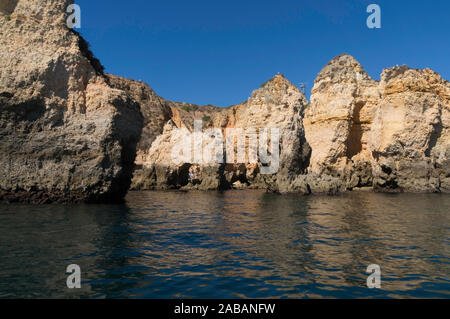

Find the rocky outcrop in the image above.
[
  {"left": 126, "top": 54, "right": 449, "bottom": 194},
  {"left": 119, "top": 74, "right": 311, "bottom": 191},
  {"left": 0, "top": 0, "right": 142, "bottom": 203},
  {"left": 1, "top": 1, "right": 447, "bottom": 201},
  {"left": 370, "top": 66, "right": 450, "bottom": 192},
  {"left": 303, "top": 54, "right": 449, "bottom": 194},
  {"left": 105, "top": 74, "right": 225, "bottom": 190},
  {"left": 302, "top": 54, "right": 380, "bottom": 193}
]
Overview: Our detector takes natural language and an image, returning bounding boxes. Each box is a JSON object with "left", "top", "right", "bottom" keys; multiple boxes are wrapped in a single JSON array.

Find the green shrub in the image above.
[
  {"left": 181, "top": 104, "right": 199, "bottom": 112},
  {"left": 6, "top": 16, "right": 11, "bottom": 21},
  {"left": 202, "top": 115, "right": 211, "bottom": 122}
]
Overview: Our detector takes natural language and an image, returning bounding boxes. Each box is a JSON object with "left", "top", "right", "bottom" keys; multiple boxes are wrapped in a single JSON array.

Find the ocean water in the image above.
[{"left": 0, "top": 190, "right": 449, "bottom": 299}]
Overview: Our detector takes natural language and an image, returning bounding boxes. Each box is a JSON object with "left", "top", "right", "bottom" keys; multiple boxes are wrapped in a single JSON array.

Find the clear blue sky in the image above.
[{"left": 76, "top": 0, "right": 449, "bottom": 106}]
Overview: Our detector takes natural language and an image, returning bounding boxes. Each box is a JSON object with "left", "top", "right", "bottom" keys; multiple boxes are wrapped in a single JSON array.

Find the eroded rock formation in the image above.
[
  {"left": 123, "top": 54, "right": 449, "bottom": 194},
  {"left": 111, "top": 74, "right": 311, "bottom": 191},
  {"left": 0, "top": 0, "right": 142, "bottom": 203},
  {"left": 370, "top": 66, "right": 450, "bottom": 192},
  {"left": 1, "top": 0, "right": 447, "bottom": 201},
  {"left": 302, "top": 54, "right": 449, "bottom": 194}
]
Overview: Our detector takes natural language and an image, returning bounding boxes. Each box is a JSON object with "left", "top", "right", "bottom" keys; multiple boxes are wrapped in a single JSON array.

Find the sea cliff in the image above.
[
  {"left": 116, "top": 54, "right": 449, "bottom": 194},
  {"left": 1, "top": 0, "right": 448, "bottom": 203}
]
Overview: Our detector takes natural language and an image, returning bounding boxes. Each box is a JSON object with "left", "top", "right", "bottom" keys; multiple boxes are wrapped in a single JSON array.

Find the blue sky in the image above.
[{"left": 76, "top": 0, "right": 450, "bottom": 106}]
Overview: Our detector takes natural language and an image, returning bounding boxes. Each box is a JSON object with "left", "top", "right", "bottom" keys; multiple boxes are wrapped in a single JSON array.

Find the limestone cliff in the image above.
[
  {"left": 124, "top": 54, "right": 449, "bottom": 194},
  {"left": 0, "top": 0, "right": 143, "bottom": 203},
  {"left": 114, "top": 74, "right": 311, "bottom": 191},
  {"left": 370, "top": 66, "right": 450, "bottom": 192},
  {"left": 302, "top": 54, "right": 380, "bottom": 193},
  {"left": 302, "top": 54, "right": 449, "bottom": 194},
  {"left": 1, "top": 0, "right": 447, "bottom": 200}
]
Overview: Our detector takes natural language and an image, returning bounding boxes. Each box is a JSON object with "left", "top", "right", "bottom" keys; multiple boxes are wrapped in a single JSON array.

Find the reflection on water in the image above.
[{"left": 0, "top": 191, "right": 449, "bottom": 298}]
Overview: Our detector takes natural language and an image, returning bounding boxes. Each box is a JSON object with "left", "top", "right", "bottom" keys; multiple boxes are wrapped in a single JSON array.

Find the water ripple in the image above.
[{"left": 0, "top": 190, "right": 449, "bottom": 298}]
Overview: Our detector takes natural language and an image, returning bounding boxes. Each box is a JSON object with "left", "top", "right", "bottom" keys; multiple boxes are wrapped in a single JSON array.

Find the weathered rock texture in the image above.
[
  {"left": 111, "top": 74, "right": 311, "bottom": 192},
  {"left": 302, "top": 54, "right": 449, "bottom": 194},
  {"left": 370, "top": 66, "right": 450, "bottom": 192},
  {"left": 124, "top": 54, "right": 449, "bottom": 194},
  {"left": 1, "top": 0, "right": 447, "bottom": 200},
  {"left": 302, "top": 54, "right": 380, "bottom": 193},
  {"left": 0, "top": 0, "right": 142, "bottom": 203}
]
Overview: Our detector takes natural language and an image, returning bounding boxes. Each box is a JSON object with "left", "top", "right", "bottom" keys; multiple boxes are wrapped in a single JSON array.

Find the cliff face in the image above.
[
  {"left": 0, "top": 0, "right": 142, "bottom": 203},
  {"left": 114, "top": 74, "right": 311, "bottom": 191},
  {"left": 124, "top": 54, "right": 449, "bottom": 194},
  {"left": 1, "top": 0, "right": 447, "bottom": 201},
  {"left": 303, "top": 54, "right": 380, "bottom": 193},
  {"left": 302, "top": 54, "right": 450, "bottom": 194},
  {"left": 370, "top": 67, "right": 450, "bottom": 192}
]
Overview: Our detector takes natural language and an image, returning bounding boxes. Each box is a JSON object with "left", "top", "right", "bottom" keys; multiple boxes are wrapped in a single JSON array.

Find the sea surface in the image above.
[{"left": 0, "top": 190, "right": 449, "bottom": 299}]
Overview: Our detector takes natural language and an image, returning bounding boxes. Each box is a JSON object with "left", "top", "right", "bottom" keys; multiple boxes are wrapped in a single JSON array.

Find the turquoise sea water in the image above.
[{"left": 0, "top": 190, "right": 449, "bottom": 298}]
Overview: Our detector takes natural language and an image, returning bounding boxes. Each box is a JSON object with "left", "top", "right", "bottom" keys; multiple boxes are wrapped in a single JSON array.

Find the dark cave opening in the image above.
[{"left": 346, "top": 102, "right": 364, "bottom": 159}]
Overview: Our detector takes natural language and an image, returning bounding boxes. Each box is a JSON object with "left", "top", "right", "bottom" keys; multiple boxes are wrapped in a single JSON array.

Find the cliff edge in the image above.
[{"left": 0, "top": 0, "right": 143, "bottom": 203}]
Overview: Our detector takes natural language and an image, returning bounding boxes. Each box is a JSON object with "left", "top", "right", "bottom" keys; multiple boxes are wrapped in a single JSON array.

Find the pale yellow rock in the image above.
[
  {"left": 369, "top": 66, "right": 449, "bottom": 192},
  {"left": 304, "top": 55, "right": 449, "bottom": 193},
  {"left": 4, "top": 1, "right": 446, "bottom": 198},
  {"left": 118, "top": 53, "right": 449, "bottom": 194},
  {"left": 118, "top": 74, "right": 310, "bottom": 191},
  {"left": 0, "top": 0, "right": 143, "bottom": 203}
]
